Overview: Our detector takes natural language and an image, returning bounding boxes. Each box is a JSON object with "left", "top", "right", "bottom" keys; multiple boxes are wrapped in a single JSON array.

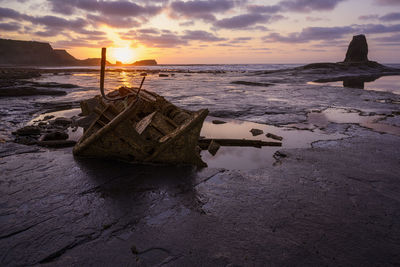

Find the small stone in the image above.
[
  {"left": 212, "top": 120, "right": 227, "bottom": 124},
  {"left": 13, "top": 126, "right": 41, "bottom": 136},
  {"left": 250, "top": 128, "right": 263, "bottom": 136},
  {"left": 159, "top": 74, "right": 169, "bottom": 77},
  {"left": 53, "top": 117, "right": 72, "bottom": 126},
  {"left": 208, "top": 140, "right": 221, "bottom": 156},
  {"left": 43, "top": 115, "right": 54, "bottom": 120},
  {"left": 273, "top": 151, "right": 287, "bottom": 159}
]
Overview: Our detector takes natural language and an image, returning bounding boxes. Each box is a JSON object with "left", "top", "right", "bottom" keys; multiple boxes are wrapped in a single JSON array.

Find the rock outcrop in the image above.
[
  {"left": 0, "top": 39, "right": 110, "bottom": 66},
  {"left": 131, "top": 59, "right": 158, "bottom": 66},
  {"left": 344, "top": 35, "right": 369, "bottom": 63}
]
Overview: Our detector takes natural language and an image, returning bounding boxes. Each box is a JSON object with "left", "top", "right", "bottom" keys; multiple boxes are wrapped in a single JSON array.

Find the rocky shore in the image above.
[{"left": 1, "top": 35, "right": 400, "bottom": 265}]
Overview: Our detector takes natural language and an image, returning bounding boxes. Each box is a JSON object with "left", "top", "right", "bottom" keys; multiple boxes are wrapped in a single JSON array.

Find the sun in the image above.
[{"left": 111, "top": 47, "right": 136, "bottom": 64}]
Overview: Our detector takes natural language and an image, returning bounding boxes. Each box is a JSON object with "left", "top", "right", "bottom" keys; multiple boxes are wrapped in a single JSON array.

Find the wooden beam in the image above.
[{"left": 198, "top": 138, "right": 282, "bottom": 149}]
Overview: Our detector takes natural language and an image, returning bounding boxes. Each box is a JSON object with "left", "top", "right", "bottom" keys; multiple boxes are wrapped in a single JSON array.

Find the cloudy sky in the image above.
[{"left": 1, "top": 0, "right": 399, "bottom": 64}]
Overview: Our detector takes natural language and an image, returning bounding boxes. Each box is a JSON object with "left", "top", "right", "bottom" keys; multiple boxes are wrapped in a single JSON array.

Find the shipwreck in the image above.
[{"left": 73, "top": 48, "right": 209, "bottom": 166}]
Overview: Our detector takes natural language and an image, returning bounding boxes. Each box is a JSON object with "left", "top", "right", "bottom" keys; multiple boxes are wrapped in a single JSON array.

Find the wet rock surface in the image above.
[
  {"left": 1, "top": 126, "right": 400, "bottom": 266},
  {"left": 1, "top": 59, "right": 400, "bottom": 265}
]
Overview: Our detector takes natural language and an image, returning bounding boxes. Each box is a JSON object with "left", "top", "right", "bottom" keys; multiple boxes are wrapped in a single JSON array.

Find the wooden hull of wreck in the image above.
[{"left": 73, "top": 90, "right": 208, "bottom": 167}]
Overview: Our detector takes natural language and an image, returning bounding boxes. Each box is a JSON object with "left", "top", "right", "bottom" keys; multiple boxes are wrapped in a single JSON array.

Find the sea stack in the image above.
[{"left": 344, "top": 34, "right": 369, "bottom": 63}]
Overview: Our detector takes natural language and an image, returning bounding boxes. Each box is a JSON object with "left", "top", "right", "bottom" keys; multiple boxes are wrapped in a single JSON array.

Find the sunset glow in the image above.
[
  {"left": 110, "top": 47, "right": 137, "bottom": 63},
  {"left": 0, "top": 0, "right": 399, "bottom": 63}
]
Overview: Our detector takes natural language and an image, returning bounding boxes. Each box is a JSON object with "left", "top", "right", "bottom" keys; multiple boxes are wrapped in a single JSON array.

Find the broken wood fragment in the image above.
[
  {"left": 199, "top": 138, "right": 281, "bottom": 149},
  {"left": 266, "top": 133, "right": 283, "bottom": 141},
  {"left": 207, "top": 140, "right": 220, "bottom": 155}
]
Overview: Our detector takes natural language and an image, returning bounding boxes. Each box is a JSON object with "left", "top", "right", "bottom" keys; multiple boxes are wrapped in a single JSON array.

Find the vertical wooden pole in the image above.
[{"left": 100, "top": 47, "right": 106, "bottom": 92}]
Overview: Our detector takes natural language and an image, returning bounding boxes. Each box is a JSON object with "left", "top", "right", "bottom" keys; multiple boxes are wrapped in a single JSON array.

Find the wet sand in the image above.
[{"left": 1, "top": 66, "right": 400, "bottom": 265}]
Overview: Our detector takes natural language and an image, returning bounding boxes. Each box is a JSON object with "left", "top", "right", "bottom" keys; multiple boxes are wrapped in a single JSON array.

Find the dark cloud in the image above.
[
  {"left": 263, "top": 26, "right": 354, "bottom": 43},
  {"left": 0, "top": 7, "right": 23, "bottom": 20},
  {"left": 97, "top": 1, "right": 161, "bottom": 17},
  {"left": 0, "top": 22, "right": 20, "bottom": 31},
  {"left": 374, "top": 34, "right": 400, "bottom": 42},
  {"left": 214, "top": 13, "right": 269, "bottom": 29},
  {"left": 359, "top": 13, "right": 400, "bottom": 22},
  {"left": 179, "top": 21, "right": 195, "bottom": 27},
  {"left": 374, "top": 0, "right": 400, "bottom": 5},
  {"left": 230, "top": 37, "right": 252, "bottom": 43},
  {"left": 279, "top": 0, "right": 346, "bottom": 13},
  {"left": 251, "top": 25, "right": 270, "bottom": 31},
  {"left": 137, "top": 28, "right": 160, "bottom": 34},
  {"left": 358, "top": 23, "right": 400, "bottom": 34},
  {"left": 182, "top": 30, "right": 226, "bottom": 42},
  {"left": 170, "top": 0, "right": 235, "bottom": 21},
  {"left": 48, "top": 0, "right": 163, "bottom": 17},
  {"left": 87, "top": 14, "right": 140, "bottom": 28},
  {"left": 34, "top": 29, "right": 62, "bottom": 37},
  {"left": 0, "top": 6, "right": 110, "bottom": 38},
  {"left": 247, "top": 5, "right": 281, "bottom": 14},
  {"left": 263, "top": 23, "right": 400, "bottom": 44},
  {"left": 249, "top": 0, "right": 345, "bottom": 16},
  {"left": 28, "top": 16, "right": 86, "bottom": 29},
  {"left": 54, "top": 38, "right": 114, "bottom": 48},
  {"left": 121, "top": 29, "right": 226, "bottom": 47},
  {"left": 380, "top": 12, "right": 400, "bottom": 22},
  {"left": 137, "top": 33, "right": 188, "bottom": 47}
]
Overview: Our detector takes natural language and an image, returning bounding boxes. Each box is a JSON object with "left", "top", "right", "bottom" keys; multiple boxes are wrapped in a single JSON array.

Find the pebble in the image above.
[{"left": 212, "top": 120, "right": 227, "bottom": 125}]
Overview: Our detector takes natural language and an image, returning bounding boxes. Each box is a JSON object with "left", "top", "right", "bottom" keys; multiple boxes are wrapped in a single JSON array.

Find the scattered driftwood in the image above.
[
  {"left": 266, "top": 133, "right": 283, "bottom": 141},
  {"left": 199, "top": 138, "right": 281, "bottom": 149}
]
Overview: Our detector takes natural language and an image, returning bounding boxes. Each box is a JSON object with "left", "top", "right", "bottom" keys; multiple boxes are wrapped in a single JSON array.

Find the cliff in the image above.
[
  {"left": 0, "top": 39, "right": 63, "bottom": 66},
  {"left": 0, "top": 39, "right": 110, "bottom": 66}
]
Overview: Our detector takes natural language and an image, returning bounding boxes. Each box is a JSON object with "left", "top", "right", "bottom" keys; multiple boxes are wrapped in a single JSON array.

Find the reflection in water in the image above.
[
  {"left": 119, "top": 71, "right": 131, "bottom": 87},
  {"left": 310, "top": 75, "right": 400, "bottom": 95},
  {"left": 201, "top": 117, "right": 345, "bottom": 169},
  {"left": 342, "top": 76, "right": 379, "bottom": 89},
  {"left": 289, "top": 108, "right": 400, "bottom": 137}
]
